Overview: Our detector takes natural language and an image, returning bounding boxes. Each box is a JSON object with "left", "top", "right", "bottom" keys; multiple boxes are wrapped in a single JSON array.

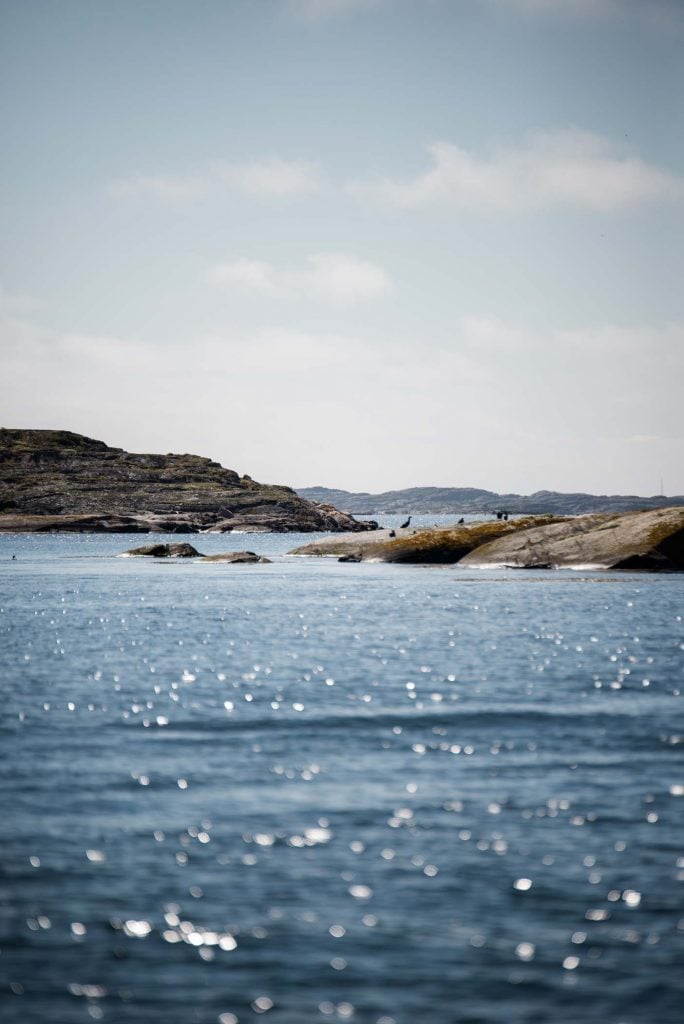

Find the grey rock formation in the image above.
[
  {"left": 122, "top": 543, "right": 202, "bottom": 557},
  {"left": 460, "top": 507, "right": 684, "bottom": 571},
  {"left": 290, "top": 526, "right": 403, "bottom": 560},
  {"left": 290, "top": 519, "right": 559, "bottom": 563},
  {"left": 291, "top": 509, "right": 684, "bottom": 571},
  {"left": 0, "top": 429, "right": 377, "bottom": 533}
]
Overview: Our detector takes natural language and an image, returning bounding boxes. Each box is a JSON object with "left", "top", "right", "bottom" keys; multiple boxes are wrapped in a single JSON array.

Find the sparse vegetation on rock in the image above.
[
  {"left": 0, "top": 429, "right": 376, "bottom": 534},
  {"left": 290, "top": 517, "right": 564, "bottom": 562},
  {"left": 291, "top": 509, "right": 684, "bottom": 571}
]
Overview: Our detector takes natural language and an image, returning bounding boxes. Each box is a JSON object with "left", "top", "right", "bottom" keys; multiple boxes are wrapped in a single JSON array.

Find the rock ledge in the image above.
[{"left": 290, "top": 509, "right": 684, "bottom": 571}]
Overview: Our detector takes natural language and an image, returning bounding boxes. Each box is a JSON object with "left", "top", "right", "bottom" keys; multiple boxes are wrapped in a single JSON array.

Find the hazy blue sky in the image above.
[{"left": 1, "top": 0, "right": 682, "bottom": 493}]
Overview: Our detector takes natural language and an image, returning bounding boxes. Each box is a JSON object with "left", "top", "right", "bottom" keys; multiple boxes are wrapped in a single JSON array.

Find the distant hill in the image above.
[{"left": 297, "top": 485, "right": 684, "bottom": 516}]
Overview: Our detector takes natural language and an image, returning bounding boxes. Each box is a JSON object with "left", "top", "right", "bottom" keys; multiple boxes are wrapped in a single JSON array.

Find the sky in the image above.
[{"left": 1, "top": 0, "right": 683, "bottom": 495}]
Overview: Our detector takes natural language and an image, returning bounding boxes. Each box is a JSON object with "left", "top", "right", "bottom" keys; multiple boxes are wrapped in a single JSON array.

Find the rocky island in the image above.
[
  {"left": 0, "top": 429, "right": 376, "bottom": 534},
  {"left": 290, "top": 508, "right": 684, "bottom": 571}
]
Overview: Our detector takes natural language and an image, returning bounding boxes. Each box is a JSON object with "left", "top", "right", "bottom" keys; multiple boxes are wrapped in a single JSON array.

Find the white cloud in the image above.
[
  {"left": 213, "top": 259, "right": 277, "bottom": 293},
  {"left": 216, "top": 158, "right": 323, "bottom": 197},
  {"left": 349, "top": 129, "right": 684, "bottom": 212},
  {"left": 2, "top": 300, "right": 683, "bottom": 493},
  {"left": 210, "top": 252, "right": 393, "bottom": 303},
  {"left": 109, "top": 158, "right": 323, "bottom": 201},
  {"left": 288, "top": 0, "right": 381, "bottom": 20}
]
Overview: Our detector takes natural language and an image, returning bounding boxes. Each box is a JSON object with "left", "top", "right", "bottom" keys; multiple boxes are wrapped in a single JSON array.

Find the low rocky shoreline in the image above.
[
  {"left": 0, "top": 504, "right": 375, "bottom": 535},
  {"left": 290, "top": 508, "right": 684, "bottom": 571}
]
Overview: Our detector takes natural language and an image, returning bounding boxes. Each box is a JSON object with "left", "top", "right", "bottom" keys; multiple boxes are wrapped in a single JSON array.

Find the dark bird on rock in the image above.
[{"left": 400, "top": 516, "right": 412, "bottom": 529}]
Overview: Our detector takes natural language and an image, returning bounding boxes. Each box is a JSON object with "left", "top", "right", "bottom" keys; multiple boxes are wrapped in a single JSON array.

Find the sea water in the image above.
[{"left": 1, "top": 519, "right": 683, "bottom": 1023}]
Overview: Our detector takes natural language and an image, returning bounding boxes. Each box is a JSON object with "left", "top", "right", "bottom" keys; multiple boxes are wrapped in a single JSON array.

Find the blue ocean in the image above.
[{"left": 1, "top": 518, "right": 683, "bottom": 1023}]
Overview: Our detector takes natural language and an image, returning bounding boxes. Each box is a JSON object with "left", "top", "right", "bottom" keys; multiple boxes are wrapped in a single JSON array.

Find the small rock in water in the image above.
[
  {"left": 122, "top": 543, "right": 202, "bottom": 558},
  {"left": 201, "top": 551, "right": 272, "bottom": 563}
]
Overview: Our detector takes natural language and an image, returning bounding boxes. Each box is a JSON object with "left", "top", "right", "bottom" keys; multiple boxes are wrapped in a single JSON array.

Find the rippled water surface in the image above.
[{"left": 1, "top": 522, "right": 683, "bottom": 1023}]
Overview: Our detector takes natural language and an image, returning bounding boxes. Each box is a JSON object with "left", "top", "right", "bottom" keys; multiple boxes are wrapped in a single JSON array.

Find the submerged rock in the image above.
[
  {"left": 200, "top": 551, "right": 272, "bottom": 563},
  {"left": 123, "top": 543, "right": 202, "bottom": 558}
]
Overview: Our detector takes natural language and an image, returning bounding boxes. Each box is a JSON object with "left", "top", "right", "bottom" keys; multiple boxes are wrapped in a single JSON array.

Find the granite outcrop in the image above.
[
  {"left": 290, "top": 508, "right": 684, "bottom": 571},
  {"left": 0, "top": 429, "right": 376, "bottom": 534},
  {"left": 460, "top": 507, "right": 684, "bottom": 571}
]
